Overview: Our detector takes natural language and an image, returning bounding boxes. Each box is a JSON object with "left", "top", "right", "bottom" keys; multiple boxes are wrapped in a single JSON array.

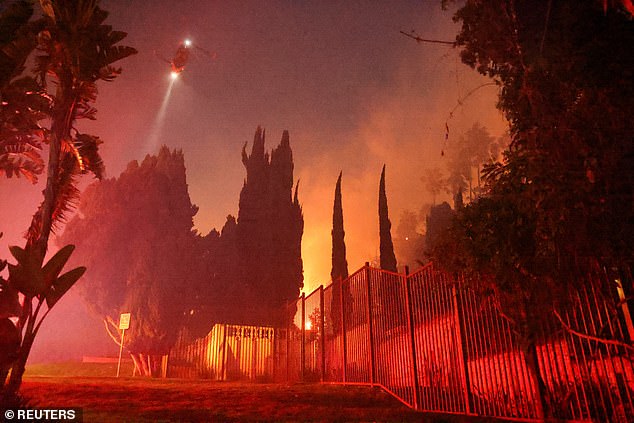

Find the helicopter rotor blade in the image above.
[
  {"left": 153, "top": 50, "right": 172, "bottom": 65},
  {"left": 192, "top": 43, "right": 216, "bottom": 60}
]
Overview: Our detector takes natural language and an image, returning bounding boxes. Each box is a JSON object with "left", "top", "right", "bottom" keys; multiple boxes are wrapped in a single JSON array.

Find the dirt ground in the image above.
[{"left": 16, "top": 376, "right": 510, "bottom": 422}]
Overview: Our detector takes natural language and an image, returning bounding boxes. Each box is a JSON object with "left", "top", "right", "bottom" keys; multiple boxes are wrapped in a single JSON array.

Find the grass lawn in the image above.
[
  {"left": 25, "top": 361, "right": 136, "bottom": 378},
  {"left": 16, "top": 363, "right": 509, "bottom": 422}
]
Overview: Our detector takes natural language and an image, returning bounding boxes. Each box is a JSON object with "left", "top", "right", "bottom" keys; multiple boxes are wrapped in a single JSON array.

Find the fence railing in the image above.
[
  {"left": 167, "top": 262, "right": 634, "bottom": 421},
  {"left": 277, "top": 262, "right": 634, "bottom": 422},
  {"left": 167, "top": 323, "right": 277, "bottom": 381}
]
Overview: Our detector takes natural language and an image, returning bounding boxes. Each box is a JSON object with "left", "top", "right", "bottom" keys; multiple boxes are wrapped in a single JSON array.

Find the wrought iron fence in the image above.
[
  {"left": 167, "top": 262, "right": 633, "bottom": 421},
  {"left": 281, "top": 262, "right": 634, "bottom": 422}
]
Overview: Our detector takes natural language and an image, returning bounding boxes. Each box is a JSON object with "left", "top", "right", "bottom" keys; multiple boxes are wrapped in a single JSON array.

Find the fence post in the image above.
[
  {"left": 272, "top": 323, "right": 278, "bottom": 381},
  {"left": 340, "top": 276, "right": 347, "bottom": 383},
  {"left": 404, "top": 266, "right": 420, "bottom": 409},
  {"left": 286, "top": 302, "right": 290, "bottom": 382},
  {"left": 320, "top": 285, "right": 326, "bottom": 382},
  {"left": 365, "top": 262, "right": 376, "bottom": 385},
  {"left": 301, "top": 292, "right": 306, "bottom": 382},
  {"left": 221, "top": 323, "right": 228, "bottom": 381},
  {"left": 615, "top": 278, "right": 634, "bottom": 341},
  {"left": 161, "top": 354, "right": 168, "bottom": 378},
  {"left": 451, "top": 279, "right": 472, "bottom": 414}
]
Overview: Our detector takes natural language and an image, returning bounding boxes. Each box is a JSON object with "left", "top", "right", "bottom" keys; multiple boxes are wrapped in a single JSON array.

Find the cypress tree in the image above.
[
  {"left": 330, "top": 172, "right": 349, "bottom": 334},
  {"left": 379, "top": 165, "right": 397, "bottom": 272},
  {"left": 236, "top": 127, "right": 303, "bottom": 325},
  {"left": 331, "top": 171, "right": 348, "bottom": 281}
]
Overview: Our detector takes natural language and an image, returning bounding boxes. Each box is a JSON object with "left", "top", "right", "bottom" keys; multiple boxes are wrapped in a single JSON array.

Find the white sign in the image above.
[{"left": 119, "top": 312, "right": 131, "bottom": 330}]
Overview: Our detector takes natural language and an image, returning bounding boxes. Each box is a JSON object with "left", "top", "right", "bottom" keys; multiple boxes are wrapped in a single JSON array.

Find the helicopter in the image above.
[{"left": 157, "top": 39, "right": 215, "bottom": 79}]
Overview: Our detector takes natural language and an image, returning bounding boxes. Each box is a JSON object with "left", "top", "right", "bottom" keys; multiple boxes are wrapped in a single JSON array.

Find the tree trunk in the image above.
[
  {"left": 129, "top": 354, "right": 165, "bottom": 377},
  {"left": 5, "top": 332, "right": 35, "bottom": 396},
  {"left": 130, "top": 353, "right": 157, "bottom": 377},
  {"left": 28, "top": 73, "right": 75, "bottom": 252},
  {"left": 0, "top": 369, "right": 9, "bottom": 389},
  {"left": 130, "top": 353, "right": 143, "bottom": 376},
  {"left": 523, "top": 333, "right": 548, "bottom": 419},
  {"left": 468, "top": 173, "right": 473, "bottom": 202}
]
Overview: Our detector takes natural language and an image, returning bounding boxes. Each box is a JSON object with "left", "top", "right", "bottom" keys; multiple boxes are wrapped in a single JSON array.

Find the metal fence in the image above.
[
  {"left": 166, "top": 262, "right": 634, "bottom": 421},
  {"left": 278, "top": 262, "right": 634, "bottom": 422},
  {"left": 167, "top": 323, "right": 277, "bottom": 381}
]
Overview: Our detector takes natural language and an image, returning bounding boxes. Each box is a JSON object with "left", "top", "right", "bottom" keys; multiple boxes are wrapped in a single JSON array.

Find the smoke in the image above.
[
  {"left": 296, "top": 52, "right": 507, "bottom": 293},
  {"left": 0, "top": 1, "right": 513, "bottom": 362}
]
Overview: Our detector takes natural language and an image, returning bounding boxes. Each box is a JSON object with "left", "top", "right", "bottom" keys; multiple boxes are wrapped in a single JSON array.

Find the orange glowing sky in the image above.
[{"left": 0, "top": 0, "right": 507, "bottom": 360}]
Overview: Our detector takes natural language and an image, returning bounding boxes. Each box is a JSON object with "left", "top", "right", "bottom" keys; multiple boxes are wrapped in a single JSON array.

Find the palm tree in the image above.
[
  {"left": 1, "top": 0, "right": 136, "bottom": 395},
  {"left": 26, "top": 0, "right": 137, "bottom": 253},
  {"left": 0, "top": 1, "right": 48, "bottom": 184},
  {"left": 420, "top": 167, "right": 448, "bottom": 205}
]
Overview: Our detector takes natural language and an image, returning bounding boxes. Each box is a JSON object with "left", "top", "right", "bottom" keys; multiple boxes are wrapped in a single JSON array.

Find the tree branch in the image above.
[
  {"left": 400, "top": 30, "right": 455, "bottom": 46},
  {"left": 539, "top": 0, "right": 553, "bottom": 55},
  {"left": 103, "top": 316, "right": 122, "bottom": 347},
  {"left": 553, "top": 309, "right": 634, "bottom": 352}
]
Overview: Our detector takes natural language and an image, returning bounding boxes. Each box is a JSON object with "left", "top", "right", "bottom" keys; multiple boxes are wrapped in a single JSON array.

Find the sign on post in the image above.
[
  {"left": 116, "top": 312, "right": 131, "bottom": 377},
  {"left": 119, "top": 313, "right": 131, "bottom": 330}
]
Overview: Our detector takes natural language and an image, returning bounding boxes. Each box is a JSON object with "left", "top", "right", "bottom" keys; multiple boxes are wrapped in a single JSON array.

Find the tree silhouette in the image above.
[
  {"left": 445, "top": 122, "right": 496, "bottom": 202},
  {"left": 329, "top": 172, "right": 350, "bottom": 334},
  {"left": 235, "top": 128, "right": 303, "bottom": 325},
  {"left": 1, "top": 0, "right": 135, "bottom": 395},
  {"left": 425, "top": 202, "right": 454, "bottom": 255},
  {"left": 378, "top": 165, "right": 397, "bottom": 273},
  {"left": 331, "top": 172, "right": 349, "bottom": 282},
  {"left": 61, "top": 147, "right": 198, "bottom": 376},
  {"left": 420, "top": 167, "right": 448, "bottom": 205},
  {"left": 0, "top": 1, "right": 47, "bottom": 184},
  {"left": 434, "top": 1, "right": 634, "bottom": 417}
]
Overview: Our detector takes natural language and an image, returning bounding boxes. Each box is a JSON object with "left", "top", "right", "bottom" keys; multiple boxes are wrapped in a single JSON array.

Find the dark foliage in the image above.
[
  {"left": 329, "top": 172, "right": 350, "bottom": 333},
  {"left": 424, "top": 202, "right": 454, "bottom": 256},
  {"left": 378, "top": 165, "right": 397, "bottom": 273},
  {"left": 331, "top": 171, "right": 348, "bottom": 282},
  {"left": 432, "top": 2, "right": 634, "bottom": 416},
  {"left": 193, "top": 128, "right": 304, "bottom": 328},
  {"left": 449, "top": 0, "right": 634, "bottom": 271},
  {"left": 1, "top": 0, "right": 135, "bottom": 393},
  {"left": 61, "top": 147, "right": 198, "bottom": 356},
  {"left": 234, "top": 128, "right": 303, "bottom": 325}
]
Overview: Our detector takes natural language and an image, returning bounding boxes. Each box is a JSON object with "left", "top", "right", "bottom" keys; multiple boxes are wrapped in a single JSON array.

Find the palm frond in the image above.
[
  {"left": 75, "top": 104, "right": 97, "bottom": 120},
  {"left": 26, "top": 152, "right": 81, "bottom": 245},
  {"left": 0, "top": 0, "right": 38, "bottom": 86},
  {"left": 0, "top": 137, "right": 45, "bottom": 183},
  {"left": 107, "top": 30, "right": 127, "bottom": 46},
  {"left": 0, "top": 75, "right": 47, "bottom": 183},
  {"left": 0, "top": 1, "right": 34, "bottom": 45},
  {"left": 1, "top": 78, "right": 52, "bottom": 135},
  {"left": 73, "top": 132, "right": 104, "bottom": 179},
  {"left": 52, "top": 0, "right": 98, "bottom": 29},
  {"left": 102, "top": 45, "right": 137, "bottom": 68},
  {"left": 88, "top": 4, "right": 109, "bottom": 27},
  {"left": 75, "top": 81, "right": 98, "bottom": 103},
  {"left": 97, "top": 65, "right": 121, "bottom": 82},
  {"left": 51, "top": 154, "right": 81, "bottom": 230}
]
